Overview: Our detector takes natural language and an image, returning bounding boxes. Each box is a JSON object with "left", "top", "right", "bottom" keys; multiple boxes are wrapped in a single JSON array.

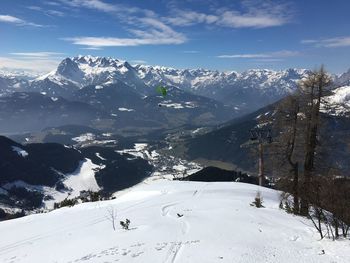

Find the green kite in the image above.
[{"left": 156, "top": 86, "right": 167, "bottom": 97}]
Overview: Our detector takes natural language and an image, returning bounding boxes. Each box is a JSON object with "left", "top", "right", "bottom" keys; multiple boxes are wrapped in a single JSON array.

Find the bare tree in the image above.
[
  {"left": 298, "top": 66, "right": 331, "bottom": 215},
  {"left": 271, "top": 66, "right": 350, "bottom": 240},
  {"left": 272, "top": 95, "right": 302, "bottom": 213},
  {"left": 106, "top": 206, "right": 117, "bottom": 231}
]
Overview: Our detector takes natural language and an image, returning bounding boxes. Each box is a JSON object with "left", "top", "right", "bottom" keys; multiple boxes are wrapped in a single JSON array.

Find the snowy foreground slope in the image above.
[{"left": 0, "top": 181, "right": 348, "bottom": 263}]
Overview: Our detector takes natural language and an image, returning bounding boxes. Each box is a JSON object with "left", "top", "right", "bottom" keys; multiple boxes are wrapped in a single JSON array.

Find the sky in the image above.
[{"left": 1, "top": 0, "right": 350, "bottom": 74}]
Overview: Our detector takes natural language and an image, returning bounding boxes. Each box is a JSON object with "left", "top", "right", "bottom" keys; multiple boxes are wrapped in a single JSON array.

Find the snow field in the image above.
[{"left": 0, "top": 181, "right": 348, "bottom": 263}]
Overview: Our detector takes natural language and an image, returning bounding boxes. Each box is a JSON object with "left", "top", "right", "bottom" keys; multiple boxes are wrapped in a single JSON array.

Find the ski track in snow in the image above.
[
  {"left": 0, "top": 181, "right": 349, "bottom": 263},
  {"left": 162, "top": 183, "right": 208, "bottom": 263}
]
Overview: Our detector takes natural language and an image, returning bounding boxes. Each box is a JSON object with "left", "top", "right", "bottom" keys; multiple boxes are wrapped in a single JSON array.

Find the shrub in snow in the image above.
[
  {"left": 120, "top": 219, "right": 130, "bottom": 230},
  {"left": 89, "top": 191, "right": 101, "bottom": 202},
  {"left": 250, "top": 191, "right": 264, "bottom": 208},
  {"left": 284, "top": 201, "right": 293, "bottom": 214},
  {"left": 54, "top": 198, "right": 78, "bottom": 209}
]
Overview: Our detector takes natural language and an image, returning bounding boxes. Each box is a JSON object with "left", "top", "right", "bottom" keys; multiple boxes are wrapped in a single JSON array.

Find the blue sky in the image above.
[{"left": 1, "top": 0, "right": 350, "bottom": 73}]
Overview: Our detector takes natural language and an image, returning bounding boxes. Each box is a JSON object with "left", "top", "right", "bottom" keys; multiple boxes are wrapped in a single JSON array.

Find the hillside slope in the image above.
[{"left": 0, "top": 181, "right": 347, "bottom": 263}]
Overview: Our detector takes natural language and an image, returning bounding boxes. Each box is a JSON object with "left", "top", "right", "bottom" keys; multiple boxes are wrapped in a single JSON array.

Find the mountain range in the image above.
[
  {"left": 29, "top": 56, "right": 311, "bottom": 111},
  {"left": 1, "top": 56, "right": 350, "bottom": 135}
]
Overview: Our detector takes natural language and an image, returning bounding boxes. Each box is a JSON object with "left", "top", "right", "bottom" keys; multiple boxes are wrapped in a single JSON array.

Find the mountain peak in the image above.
[{"left": 57, "top": 58, "right": 81, "bottom": 76}]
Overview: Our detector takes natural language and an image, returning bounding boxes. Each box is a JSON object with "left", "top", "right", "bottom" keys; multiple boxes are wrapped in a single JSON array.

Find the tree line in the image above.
[{"left": 263, "top": 66, "right": 350, "bottom": 239}]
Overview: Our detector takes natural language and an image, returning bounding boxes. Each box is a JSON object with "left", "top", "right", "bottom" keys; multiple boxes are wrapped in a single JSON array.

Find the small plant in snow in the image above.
[
  {"left": 251, "top": 191, "right": 264, "bottom": 208},
  {"left": 106, "top": 206, "right": 117, "bottom": 231},
  {"left": 120, "top": 219, "right": 130, "bottom": 230},
  {"left": 279, "top": 200, "right": 284, "bottom": 210}
]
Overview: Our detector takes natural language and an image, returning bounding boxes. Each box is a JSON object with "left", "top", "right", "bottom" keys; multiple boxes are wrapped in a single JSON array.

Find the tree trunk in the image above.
[
  {"left": 258, "top": 143, "right": 264, "bottom": 186},
  {"left": 292, "top": 162, "right": 299, "bottom": 213}
]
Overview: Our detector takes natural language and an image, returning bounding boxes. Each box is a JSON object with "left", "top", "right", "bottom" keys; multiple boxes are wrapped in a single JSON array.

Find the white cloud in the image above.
[
  {"left": 0, "top": 57, "right": 60, "bottom": 73},
  {"left": 64, "top": 34, "right": 186, "bottom": 47},
  {"left": 217, "top": 50, "right": 299, "bottom": 59},
  {"left": 28, "top": 6, "right": 65, "bottom": 17},
  {"left": 59, "top": 0, "right": 186, "bottom": 47},
  {"left": 80, "top": 47, "right": 103, "bottom": 50},
  {"left": 218, "top": 10, "right": 287, "bottom": 28},
  {"left": 0, "top": 14, "right": 43, "bottom": 27},
  {"left": 130, "top": 60, "right": 147, "bottom": 64},
  {"left": 10, "top": 52, "right": 65, "bottom": 57},
  {"left": 45, "top": 1, "right": 61, "bottom": 7},
  {"left": 165, "top": 11, "right": 218, "bottom": 26},
  {"left": 59, "top": 0, "right": 118, "bottom": 12},
  {"left": 1, "top": 52, "right": 65, "bottom": 72},
  {"left": 302, "top": 36, "right": 350, "bottom": 48},
  {"left": 183, "top": 50, "right": 199, "bottom": 54},
  {"left": 300, "top": 39, "right": 318, "bottom": 44},
  {"left": 0, "top": 15, "right": 24, "bottom": 23},
  {"left": 47, "top": 10, "right": 65, "bottom": 17},
  {"left": 27, "top": 6, "right": 42, "bottom": 11},
  {"left": 57, "top": 0, "right": 141, "bottom": 14},
  {"left": 165, "top": 1, "right": 292, "bottom": 29},
  {"left": 64, "top": 17, "right": 187, "bottom": 47}
]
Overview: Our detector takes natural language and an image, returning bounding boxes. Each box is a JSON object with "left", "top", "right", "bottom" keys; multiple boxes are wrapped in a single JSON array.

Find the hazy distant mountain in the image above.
[
  {"left": 73, "top": 83, "right": 235, "bottom": 130},
  {"left": 0, "top": 70, "right": 32, "bottom": 96},
  {"left": 0, "top": 92, "right": 103, "bottom": 133},
  {"left": 335, "top": 69, "right": 350, "bottom": 86}
]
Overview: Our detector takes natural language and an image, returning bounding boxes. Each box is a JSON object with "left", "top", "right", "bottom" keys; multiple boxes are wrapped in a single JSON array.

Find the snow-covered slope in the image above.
[
  {"left": 0, "top": 181, "right": 347, "bottom": 263},
  {"left": 322, "top": 85, "right": 350, "bottom": 115}
]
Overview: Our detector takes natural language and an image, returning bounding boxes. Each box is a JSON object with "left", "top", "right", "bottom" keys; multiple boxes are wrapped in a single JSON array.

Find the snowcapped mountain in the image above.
[
  {"left": 0, "top": 180, "right": 347, "bottom": 262},
  {"left": 28, "top": 56, "right": 311, "bottom": 113},
  {"left": 30, "top": 56, "right": 149, "bottom": 98},
  {"left": 134, "top": 64, "right": 310, "bottom": 110},
  {"left": 3, "top": 56, "right": 350, "bottom": 132}
]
